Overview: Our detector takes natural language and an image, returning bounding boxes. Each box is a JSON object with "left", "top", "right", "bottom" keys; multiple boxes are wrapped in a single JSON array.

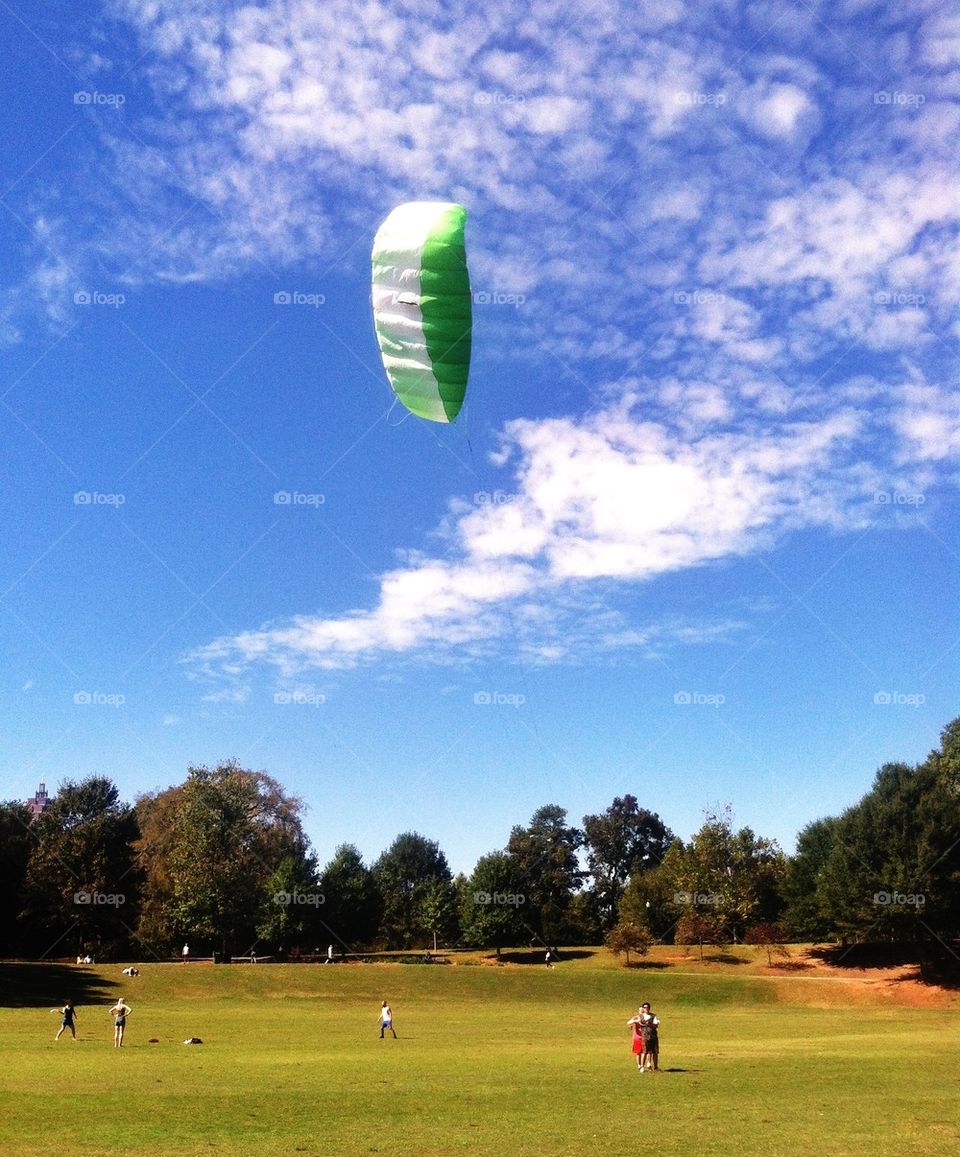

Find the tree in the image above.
[
  {"left": 506, "top": 805, "right": 584, "bottom": 947},
  {"left": 23, "top": 777, "right": 141, "bottom": 959},
  {"left": 605, "top": 919, "right": 653, "bottom": 966},
  {"left": 372, "top": 833, "right": 451, "bottom": 949},
  {"left": 135, "top": 761, "right": 311, "bottom": 958},
  {"left": 318, "top": 844, "right": 381, "bottom": 951},
  {"left": 0, "top": 801, "right": 35, "bottom": 956},
  {"left": 744, "top": 922, "right": 790, "bottom": 965},
  {"left": 419, "top": 878, "right": 460, "bottom": 951},
  {"left": 675, "top": 910, "right": 726, "bottom": 961},
  {"left": 582, "top": 795, "right": 673, "bottom": 929},
  {"left": 257, "top": 854, "right": 321, "bottom": 952},
  {"left": 664, "top": 807, "right": 786, "bottom": 942},
  {"left": 461, "top": 852, "right": 529, "bottom": 958},
  {"left": 781, "top": 817, "right": 839, "bottom": 942}
]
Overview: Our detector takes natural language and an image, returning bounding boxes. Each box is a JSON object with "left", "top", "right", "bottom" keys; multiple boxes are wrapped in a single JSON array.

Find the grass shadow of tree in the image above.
[{"left": 0, "top": 963, "right": 120, "bottom": 1008}]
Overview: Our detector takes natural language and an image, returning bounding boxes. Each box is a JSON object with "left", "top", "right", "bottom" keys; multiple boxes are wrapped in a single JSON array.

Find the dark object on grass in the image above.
[{"left": 183, "top": 1037, "right": 203, "bottom": 1045}]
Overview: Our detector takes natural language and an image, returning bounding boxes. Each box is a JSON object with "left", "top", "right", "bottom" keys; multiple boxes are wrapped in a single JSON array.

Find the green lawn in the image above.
[{"left": 1, "top": 955, "right": 957, "bottom": 1155}]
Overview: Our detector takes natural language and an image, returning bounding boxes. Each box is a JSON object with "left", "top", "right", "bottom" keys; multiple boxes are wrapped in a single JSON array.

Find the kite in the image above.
[{"left": 371, "top": 201, "right": 472, "bottom": 423}]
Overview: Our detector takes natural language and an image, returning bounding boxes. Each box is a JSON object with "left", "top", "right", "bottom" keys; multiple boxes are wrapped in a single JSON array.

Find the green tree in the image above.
[
  {"left": 461, "top": 852, "right": 529, "bottom": 958},
  {"left": 506, "top": 805, "right": 585, "bottom": 948},
  {"left": 664, "top": 807, "right": 786, "bottom": 942},
  {"left": 257, "top": 854, "right": 321, "bottom": 953},
  {"left": 0, "top": 801, "right": 35, "bottom": 955},
  {"left": 605, "top": 919, "right": 653, "bottom": 966},
  {"left": 372, "top": 832, "right": 451, "bottom": 949},
  {"left": 582, "top": 795, "right": 673, "bottom": 929},
  {"left": 135, "top": 761, "right": 311, "bottom": 958},
  {"left": 318, "top": 844, "right": 381, "bottom": 952},
  {"left": 781, "top": 817, "right": 839, "bottom": 941},
  {"left": 419, "top": 877, "right": 460, "bottom": 951},
  {"left": 24, "top": 777, "right": 140, "bottom": 959}
]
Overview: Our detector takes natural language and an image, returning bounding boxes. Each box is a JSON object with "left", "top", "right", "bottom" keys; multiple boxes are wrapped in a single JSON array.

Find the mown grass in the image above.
[{"left": 1, "top": 955, "right": 956, "bottom": 1156}]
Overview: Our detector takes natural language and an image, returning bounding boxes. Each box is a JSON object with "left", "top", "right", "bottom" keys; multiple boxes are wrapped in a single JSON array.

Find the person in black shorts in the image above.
[
  {"left": 110, "top": 999, "right": 132, "bottom": 1048},
  {"left": 54, "top": 1000, "right": 78, "bottom": 1040}
]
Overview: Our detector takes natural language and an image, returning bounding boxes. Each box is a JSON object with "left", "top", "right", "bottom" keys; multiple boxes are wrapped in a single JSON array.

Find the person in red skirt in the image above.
[{"left": 626, "top": 1006, "right": 646, "bottom": 1071}]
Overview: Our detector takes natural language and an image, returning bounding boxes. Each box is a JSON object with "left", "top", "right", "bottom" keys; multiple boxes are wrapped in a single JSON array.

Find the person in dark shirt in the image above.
[{"left": 54, "top": 1000, "right": 78, "bottom": 1040}]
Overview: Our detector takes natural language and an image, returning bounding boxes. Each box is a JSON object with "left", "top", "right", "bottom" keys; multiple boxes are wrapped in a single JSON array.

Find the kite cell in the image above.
[{"left": 371, "top": 202, "right": 472, "bottom": 423}]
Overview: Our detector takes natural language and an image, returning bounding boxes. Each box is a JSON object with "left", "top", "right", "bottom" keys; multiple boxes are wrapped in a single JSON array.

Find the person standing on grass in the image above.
[
  {"left": 626, "top": 1007, "right": 645, "bottom": 1070},
  {"left": 378, "top": 1001, "right": 397, "bottom": 1039},
  {"left": 54, "top": 1000, "right": 78, "bottom": 1040},
  {"left": 639, "top": 1002, "right": 660, "bottom": 1071},
  {"left": 182, "top": 943, "right": 189, "bottom": 963},
  {"left": 109, "top": 999, "right": 132, "bottom": 1048}
]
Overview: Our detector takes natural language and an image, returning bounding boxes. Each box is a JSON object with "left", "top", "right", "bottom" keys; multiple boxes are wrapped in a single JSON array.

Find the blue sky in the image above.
[{"left": 1, "top": 0, "right": 957, "bottom": 875}]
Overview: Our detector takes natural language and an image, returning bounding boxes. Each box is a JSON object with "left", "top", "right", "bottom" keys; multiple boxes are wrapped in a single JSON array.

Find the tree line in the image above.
[{"left": 1, "top": 718, "right": 958, "bottom": 962}]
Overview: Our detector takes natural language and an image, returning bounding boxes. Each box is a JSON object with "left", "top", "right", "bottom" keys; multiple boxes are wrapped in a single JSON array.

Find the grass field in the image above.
[{"left": 1, "top": 949, "right": 957, "bottom": 1156}]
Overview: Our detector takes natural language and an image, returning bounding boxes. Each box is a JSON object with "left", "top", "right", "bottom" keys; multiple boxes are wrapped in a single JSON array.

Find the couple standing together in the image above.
[{"left": 627, "top": 1002, "right": 659, "bottom": 1072}]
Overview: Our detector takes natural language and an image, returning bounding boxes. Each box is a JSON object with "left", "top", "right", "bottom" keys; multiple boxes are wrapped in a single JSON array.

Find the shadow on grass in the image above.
[
  {"left": 0, "top": 962, "right": 120, "bottom": 1008},
  {"left": 808, "top": 942, "right": 960, "bottom": 989},
  {"left": 622, "top": 960, "right": 671, "bottom": 970},
  {"left": 704, "top": 953, "right": 751, "bottom": 965},
  {"left": 495, "top": 949, "right": 597, "bottom": 965}
]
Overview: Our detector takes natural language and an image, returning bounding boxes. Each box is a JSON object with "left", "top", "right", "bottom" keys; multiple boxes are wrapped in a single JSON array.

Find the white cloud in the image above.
[{"left": 192, "top": 377, "right": 944, "bottom": 676}]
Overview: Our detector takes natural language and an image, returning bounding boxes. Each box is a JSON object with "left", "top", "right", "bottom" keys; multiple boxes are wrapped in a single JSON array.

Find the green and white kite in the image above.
[{"left": 371, "top": 201, "right": 472, "bottom": 423}]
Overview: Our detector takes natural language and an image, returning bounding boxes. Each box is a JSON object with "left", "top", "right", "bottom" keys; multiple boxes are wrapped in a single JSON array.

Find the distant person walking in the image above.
[
  {"left": 182, "top": 943, "right": 189, "bottom": 963},
  {"left": 110, "top": 999, "right": 132, "bottom": 1048},
  {"left": 54, "top": 1000, "right": 78, "bottom": 1041},
  {"left": 545, "top": 949, "right": 553, "bottom": 968},
  {"left": 378, "top": 1001, "right": 397, "bottom": 1039},
  {"left": 326, "top": 944, "right": 335, "bottom": 964}
]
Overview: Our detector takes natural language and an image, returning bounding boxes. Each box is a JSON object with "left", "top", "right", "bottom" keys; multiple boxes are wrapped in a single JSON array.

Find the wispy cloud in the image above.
[{"left": 3, "top": 1, "right": 954, "bottom": 677}]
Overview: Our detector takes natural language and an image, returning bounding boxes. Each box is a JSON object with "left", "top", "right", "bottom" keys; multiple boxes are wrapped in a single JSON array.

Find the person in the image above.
[
  {"left": 326, "top": 944, "right": 334, "bottom": 964},
  {"left": 54, "top": 1000, "right": 78, "bottom": 1041},
  {"left": 182, "top": 943, "right": 189, "bottom": 963},
  {"left": 378, "top": 1000, "right": 397, "bottom": 1039},
  {"left": 639, "top": 1002, "right": 660, "bottom": 1071},
  {"left": 545, "top": 949, "right": 553, "bottom": 968},
  {"left": 626, "top": 1007, "right": 646, "bottom": 1071},
  {"left": 110, "top": 998, "right": 132, "bottom": 1048}
]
